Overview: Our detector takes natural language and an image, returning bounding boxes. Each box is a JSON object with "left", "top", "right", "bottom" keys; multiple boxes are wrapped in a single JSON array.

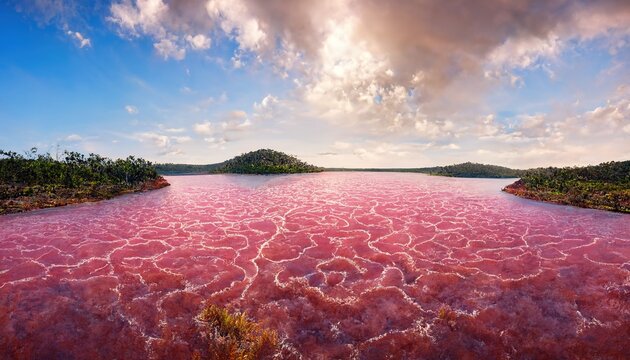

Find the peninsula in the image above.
[
  {"left": 0, "top": 149, "right": 169, "bottom": 215},
  {"left": 503, "top": 160, "right": 629, "bottom": 213}
]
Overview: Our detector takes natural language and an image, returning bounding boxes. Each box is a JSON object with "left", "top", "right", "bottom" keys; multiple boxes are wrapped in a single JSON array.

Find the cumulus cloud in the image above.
[
  {"left": 220, "top": 110, "right": 251, "bottom": 131},
  {"left": 206, "top": 0, "right": 267, "bottom": 51},
  {"left": 106, "top": 0, "right": 629, "bottom": 121},
  {"left": 253, "top": 94, "right": 279, "bottom": 119},
  {"left": 136, "top": 131, "right": 169, "bottom": 148},
  {"left": 185, "top": 34, "right": 211, "bottom": 50},
  {"left": 467, "top": 92, "right": 630, "bottom": 167},
  {"left": 133, "top": 131, "right": 189, "bottom": 156},
  {"left": 154, "top": 37, "right": 186, "bottom": 60},
  {"left": 193, "top": 110, "right": 254, "bottom": 148},
  {"left": 35, "top": 0, "right": 628, "bottom": 166},
  {"left": 193, "top": 122, "right": 214, "bottom": 136},
  {"left": 108, "top": 0, "right": 169, "bottom": 38}
]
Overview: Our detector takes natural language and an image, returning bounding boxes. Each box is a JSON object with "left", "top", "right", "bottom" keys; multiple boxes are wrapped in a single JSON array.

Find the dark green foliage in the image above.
[
  {"left": 521, "top": 161, "right": 630, "bottom": 189},
  {"left": 211, "top": 149, "right": 323, "bottom": 174},
  {"left": 154, "top": 163, "right": 222, "bottom": 175},
  {"left": 505, "top": 160, "right": 630, "bottom": 213},
  {"left": 0, "top": 148, "right": 158, "bottom": 188},
  {"left": 416, "top": 162, "right": 523, "bottom": 178},
  {"left": 326, "top": 162, "right": 522, "bottom": 178},
  {"left": 0, "top": 149, "right": 165, "bottom": 215}
]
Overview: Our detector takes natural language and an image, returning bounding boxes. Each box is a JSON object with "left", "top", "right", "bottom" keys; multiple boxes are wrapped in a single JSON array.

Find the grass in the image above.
[{"left": 194, "top": 305, "right": 279, "bottom": 360}]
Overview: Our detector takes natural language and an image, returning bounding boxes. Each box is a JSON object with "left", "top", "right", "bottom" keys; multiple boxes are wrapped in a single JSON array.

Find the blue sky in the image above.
[{"left": 1, "top": 0, "right": 628, "bottom": 168}]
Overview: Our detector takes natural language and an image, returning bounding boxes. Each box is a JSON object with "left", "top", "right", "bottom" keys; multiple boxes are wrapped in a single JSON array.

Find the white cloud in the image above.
[
  {"left": 192, "top": 110, "right": 253, "bottom": 148},
  {"left": 487, "top": 34, "right": 562, "bottom": 71},
  {"left": 206, "top": 0, "right": 266, "bottom": 51},
  {"left": 125, "top": 105, "right": 139, "bottom": 114},
  {"left": 64, "top": 134, "right": 83, "bottom": 142},
  {"left": 253, "top": 94, "right": 279, "bottom": 119},
  {"left": 154, "top": 38, "right": 185, "bottom": 60},
  {"left": 185, "top": 34, "right": 211, "bottom": 50},
  {"left": 136, "top": 131, "right": 169, "bottom": 148},
  {"left": 220, "top": 110, "right": 251, "bottom": 131},
  {"left": 100, "top": 1, "right": 630, "bottom": 166},
  {"left": 133, "top": 131, "right": 188, "bottom": 156},
  {"left": 109, "top": 0, "right": 168, "bottom": 37},
  {"left": 67, "top": 30, "right": 91, "bottom": 48},
  {"left": 203, "top": 136, "right": 227, "bottom": 149},
  {"left": 193, "top": 122, "right": 214, "bottom": 136}
]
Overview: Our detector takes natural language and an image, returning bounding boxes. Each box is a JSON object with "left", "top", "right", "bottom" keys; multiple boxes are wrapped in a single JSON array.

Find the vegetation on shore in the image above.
[
  {"left": 0, "top": 148, "right": 169, "bottom": 215},
  {"left": 416, "top": 162, "right": 523, "bottom": 178},
  {"left": 193, "top": 305, "right": 279, "bottom": 359},
  {"left": 155, "top": 163, "right": 221, "bottom": 175},
  {"left": 503, "top": 160, "right": 630, "bottom": 213},
  {"left": 211, "top": 149, "right": 323, "bottom": 174},
  {"left": 326, "top": 162, "right": 522, "bottom": 178}
]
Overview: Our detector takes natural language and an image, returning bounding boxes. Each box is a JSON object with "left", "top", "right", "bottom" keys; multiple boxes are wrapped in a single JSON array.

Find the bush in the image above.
[{"left": 194, "top": 305, "right": 279, "bottom": 360}]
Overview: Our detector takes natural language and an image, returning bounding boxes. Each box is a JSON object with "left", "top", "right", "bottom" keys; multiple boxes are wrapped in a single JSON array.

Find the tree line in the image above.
[
  {"left": 505, "top": 160, "right": 629, "bottom": 213},
  {"left": 520, "top": 161, "right": 629, "bottom": 191},
  {"left": 0, "top": 148, "right": 159, "bottom": 188}
]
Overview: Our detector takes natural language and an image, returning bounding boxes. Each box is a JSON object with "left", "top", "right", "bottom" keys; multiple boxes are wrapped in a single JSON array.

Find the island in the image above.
[
  {"left": 503, "top": 160, "right": 629, "bottom": 213},
  {"left": 210, "top": 149, "right": 323, "bottom": 174},
  {"left": 0, "top": 149, "right": 169, "bottom": 215}
]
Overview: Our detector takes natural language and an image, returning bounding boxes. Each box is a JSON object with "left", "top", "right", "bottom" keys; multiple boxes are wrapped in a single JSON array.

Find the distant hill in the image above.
[
  {"left": 212, "top": 149, "right": 323, "bottom": 174},
  {"left": 154, "top": 163, "right": 221, "bottom": 175},
  {"left": 417, "top": 162, "right": 523, "bottom": 178},
  {"left": 326, "top": 162, "right": 522, "bottom": 178},
  {"left": 503, "top": 160, "right": 630, "bottom": 213}
]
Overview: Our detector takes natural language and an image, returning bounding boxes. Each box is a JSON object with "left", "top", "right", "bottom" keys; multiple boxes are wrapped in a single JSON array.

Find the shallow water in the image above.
[{"left": 1, "top": 173, "right": 628, "bottom": 359}]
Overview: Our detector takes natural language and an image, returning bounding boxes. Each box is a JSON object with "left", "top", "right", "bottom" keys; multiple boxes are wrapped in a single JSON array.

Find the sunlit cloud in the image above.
[{"left": 5, "top": 0, "right": 629, "bottom": 167}]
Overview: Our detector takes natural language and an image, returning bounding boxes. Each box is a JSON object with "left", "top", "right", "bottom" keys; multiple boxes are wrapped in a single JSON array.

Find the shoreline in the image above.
[
  {"left": 0, "top": 177, "right": 170, "bottom": 216},
  {"left": 502, "top": 179, "right": 629, "bottom": 214}
]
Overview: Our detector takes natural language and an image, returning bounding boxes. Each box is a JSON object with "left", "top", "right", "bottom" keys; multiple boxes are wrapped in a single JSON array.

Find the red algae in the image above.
[{"left": 0, "top": 172, "right": 628, "bottom": 359}]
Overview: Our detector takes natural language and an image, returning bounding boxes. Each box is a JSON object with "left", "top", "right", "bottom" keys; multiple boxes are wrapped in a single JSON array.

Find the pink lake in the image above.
[{"left": 1, "top": 172, "right": 629, "bottom": 359}]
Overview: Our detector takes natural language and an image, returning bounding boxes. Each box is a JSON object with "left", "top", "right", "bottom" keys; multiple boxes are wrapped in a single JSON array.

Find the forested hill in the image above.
[
  {"left": 212, "top": 149, "right": 323, "bottom": 174},
  {"left": 504, "top": 160, "right": 630, "bottom": 213},
  {"left": 417, "top": 162, "right": 523, "bottom": 178},
  {"left": 326, "top": 162, "right": 523, "bottom": 178}
]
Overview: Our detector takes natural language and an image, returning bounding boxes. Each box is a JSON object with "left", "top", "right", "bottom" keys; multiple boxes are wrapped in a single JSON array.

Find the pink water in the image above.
[{"left": 1, "top": 173, "right": 628, "bottom": 359}]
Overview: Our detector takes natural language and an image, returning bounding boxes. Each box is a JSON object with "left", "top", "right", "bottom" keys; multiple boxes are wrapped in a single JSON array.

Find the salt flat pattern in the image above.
[{"left": 1, "top": 173, "right": 628, "bottom": 359}]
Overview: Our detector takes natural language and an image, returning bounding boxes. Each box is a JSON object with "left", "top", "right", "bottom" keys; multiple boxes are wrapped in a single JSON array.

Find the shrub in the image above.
[{"left": 195, "top": 305, "right": 279, "bottom": 360}]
